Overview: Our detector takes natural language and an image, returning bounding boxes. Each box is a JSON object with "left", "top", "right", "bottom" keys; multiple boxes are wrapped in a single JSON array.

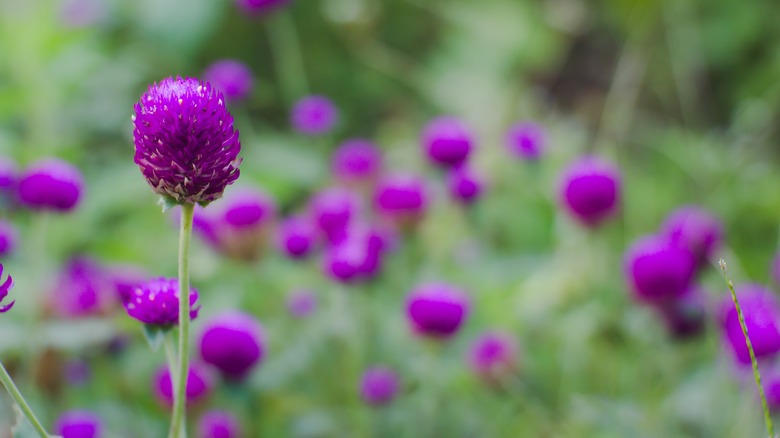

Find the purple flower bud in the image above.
[
  {"left": 654, "top": 287, "right": 706, "bottom": 339},
  {"left": 48, "top": 257, "right": 114, "bottom": 318},
  {"left": 197, "top": 410, "right": 242, "bottom": 438},
  {"left": 203, "top": 59, "right": 254, "bottom": 102},
  {"left": 17, "top": 158, "right": 83, "bottom": 212},
  {"left": 661, "top": 206, "right": 723, "bottom": 269},
  {"left": 235, "top": 0, "right": 290, "bottom": 15},
  {"left": 719, "top": 284, "right": 780, "bottom": 365},
  {"left": 421, "top": 116, "right": 473, "bottom": 168},
  {"left": 290, "top": 95, "right": 338, "bottom": 135},
  {"left": 54, "top": 410, "right": 102, "bottom": 438},
  {"left": 0, "top": 220, "right": 18, "bottom": 258},
  {"left": 467, "top": 331, "right": 518, "bottom": 383},
  {"left": 558, "top": 155, "right": 621, "bottom": 227},
  {"left": 123, "top": 277, "right": 200, "bottom": 327},
  {"left": 199, "top": 311, "right": 265, "bottom": 381},
  {"left": 154, "top": 363, "right": 213, "bottom": 407},
  {"left": 374, "top": 173, "right": 427, "bottom": 228},
  {"left": 447, "top": 165, "right": 483, "bottom": 205},
  {"left": 332, "top": 139, "right": 382, "bottom": 184},
  {"left": 324, "top": 224, "right": 385, "bottom": 283},
  {"left": 132, "top": 76, "right": 241, "bottom": 205},
  {"left": 309, "top": 188, "right": 358, "bottom": 245},
  {"left": 360, "top": 366, "right": 399, "bottom": 406},
  {"left": 0, "top": 263, "right": 14, "bottom": 313},
  {"left": 505, "top": 121, "right": 546, "bottom": 160},
  {"left": 287, "top": 289, "right": 318, "bottom": 318},
  {"left": 405, "top": 283, "right": 469, "bottom": 339},
  {"left": 624, "top": 235, "right": 696, "bottom": 305},
  {"left": 277, "top": 215, "right": 318, "bottom": 259}
]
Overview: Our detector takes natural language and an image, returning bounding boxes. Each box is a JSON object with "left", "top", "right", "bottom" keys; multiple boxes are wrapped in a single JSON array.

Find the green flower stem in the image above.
[
  {"left": 169, "top": 202, "right": 195, "bottom": 438},
  {"left": 0, "top": 359, "right": 50, "bottom": 438},
  {"left": 719, "top": 259, "right": 774, "bottom": 438}
]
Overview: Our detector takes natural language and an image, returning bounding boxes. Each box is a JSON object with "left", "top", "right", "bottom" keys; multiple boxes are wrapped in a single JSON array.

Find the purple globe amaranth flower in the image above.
[
  {"left": 0, "top": 220, "right": 18, "bottom": 258},
  {"left": 323, "top": 223, "right": 386, "bottom": 284},
  {"left": 654, "top": 286, "right": 707, "bottom": 339},
  {"left": 290, "top": 95, "right": 338, "bottom": 135},
  {"left": 0, "top": 263, "right": 14, "bottom": 313},
  {"left": 447, "top": 165, "right": 483, "bottom": 205},
  {"left": 48, "top": 257, "right": 116, "bottom": 318},
  {"left": 719, "top": 284, "right": 780, "bottom": 365},
  {"left": 374, "top": 173, "right": 428, "bottom": 229},
  {"left": 421, "top": 116, "right": 474, "bottom": 168},
  {"left": 406, "top": 282, "right": 469, "bottom": 339},
  {"left": 558, "top": 155, "right": 621, "bottom": 227},
  {"left": 468, "top": 331, "right": 518, "bottom": 384},
  {"left": 287, "top": 289, "right": 318, "bottom": 318},
  {"left": 154, "top": 363, "right": 213, "bottom": 407},
  {"left": 197, "top": 410, "right": 242, "bottom": 438},
  {"left": 661, "top": 205, "right": 723, "bottom": 269},
  {"left": 17, "top": 158, "right": 83, "bottom": 212},
  {"left": 505, "top": 121, "right": 546, "bottom": 161},
  {"left": 310, "top": 187, "right": 359, "bottom": 245},
  {"left": 624, "top": 235, "right": 696, "bottom": 305},
  {"left": 199, "top": 311, "right": 265, "bottom": 381},
  {"left": 360, "top": 366, "right": 400, "bottom": 407},
  {"left": 123, "top": 277, "right": 200, "bottom": 328},
  {"left": 54, "top": 410, "right": 102, "bottom": 438},
  {"left": 236, "top": 0, "right": 290, "bottom": 15},
  {"left": 132, "top": 76, "right": 241, "bottom": 206},
  {"left": 277, "top": 215, "right": 318, "bottom": 259},
  {"left": 332, "top": 139, "right": 382, "bottom": 184},
  {"left": 203, "top": 59, "right": 254, "bottom": 102}
]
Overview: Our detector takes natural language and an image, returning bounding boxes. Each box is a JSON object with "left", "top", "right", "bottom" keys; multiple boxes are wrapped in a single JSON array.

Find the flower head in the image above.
[
  {"left": 661, "top": 206, "right": 722, "bottom": 269},
  {"left": 310, "top": 187, "right": 359, "bottom": 244},
  {"left": 405, "top": 282, "right": 469, "bottom": 339},
  {"left": 623, "top": 235, "right": 696, "bottom": 305},
  {"left": 132, "top": 76, "right": 241, "bottom": 205},
  {"left": 719, "top": 284, "right": 780, "bottom": 365},
  {"left": 360, "top": 366, "right": 400, "bottom": 407},
  {"left": 332, "top": 139, "right": 382, "bottom": 184},
  {"left": 17, "top": 158, "right": 83, "bottom": 212},
  {"left": 467, "top": 331, "right": 518, "bottom": 383},
  {"left": 421, "top": 116, "right": 473, "bottom": 168},
  {"left": 48, "top": 257, "right": 114, "bottom": 318},
  {"left": 0, "top": 263, "right": 14, "bottom": 313},
  {"left": 0, "top": 220, "right": 18, "bottom": 258},
  {"left": 277, "top": 215, "right": 318, "bottom": 259},
  {"left": 54, "top": 410, "right": 102, "bottom": 438},
  {"left": 123, "top": 277, "right": 200, "bottom": 327},
  {"left": 199, "top": 311, "right": 265, "bottom": 381},
  {"left": 505, "top": 121, "right": 546, "bottom": 160},
  {"left": 197, "top": 410, "right": 242, "bottom": 438},
  {"left": 558, "top": 155, "right": 621, "bottom": 227},
  {"left": 203, "top": 59, "right": 254, "bottom": 102},
  {"left": 374, "top": 173, "right": 427, "bottom": 228},
  {"left": 154, "top": 363, "right": 213, "bottom": 407},
  {"left": 447, "top": 165, "right": 483, "bottom": 205},
  {"left": 323, "top": 224, "right": 385, "bottom": 283},
  {"left": 235, "top": 0, "right": 290, "bottom": 15},
  {"left": 290, "top": 95, "right": 338, "bottom": 135},
  {"left": 287, "top": 289, "right": 318, "bottom": 318}
]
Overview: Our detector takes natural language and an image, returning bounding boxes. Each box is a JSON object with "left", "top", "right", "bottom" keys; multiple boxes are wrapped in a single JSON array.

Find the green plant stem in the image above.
[
  {"left": 0, "top": 359, "right": 49, "bottom": 438},
  {"left": 169, "top": 202, "right": 195, "bottom": 438}
]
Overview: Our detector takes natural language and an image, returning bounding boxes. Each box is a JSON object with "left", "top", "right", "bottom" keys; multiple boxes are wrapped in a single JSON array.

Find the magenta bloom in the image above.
[
  {"left": 406, "top": 283, "right": 469, "bottom": 339},
  {"left": 324, "top": 225, "right": 385, "bottom": 283},
  {"left": 719, "top": 284, "right": 780, "bottom": 365},
  {"left": 203, "top": 59, "right": 254, "bottom": 102},
  {"left": 236, "top": 0, "right": 290, "bottom": 15},
  {"left": 199, "top": 311, "right": 265, "bottom": 381},
  {"left": 291, "top": 95, "right": 338, "bottom": 135},
  {"left": 624, "top": 235, "right": 696, "bottom": 305},
  {"left": 123, "top": 277, "right": 200, "bottom": 327},
  {"left": 54, "top": 410, "right": 102, "bottom": 438},
  {"left": 0, "top": 263, "right": 14, "bottom": 313},
  {"left": 133, "top": 76, "right": 241, "bottom": 205},
  {"left": 197, "top": 410, "right": 242, "bottom": 438},
  {"left": 468, "top": 331, "right": 518, "bottom": 383},
  {"left": 0, "top": 220, "right": 18, "bottom": 258},
  {"left": 154, "top": 363, "right": 212, "bottom": 407},
  {"left": 661, "top": 206, "right": 722, "bottom": 269},
  {"left": 48, "top": 257, "right": 115, "bottom": 318},
  {"left": 17, "top": 158, "right": 83, "bottom": 212},
  {"left": 332, "top": 139, "right": 382, "bottom": 183},
  {"left": 421, "top": 116, "right": 473, "bottom": 168},
  {"left": 505, "top": 121, "right": 546, "bottom": 160},
  {"left": 360, "top": 366, "right": 400, "bottom": 406},
  {"left": 310, "top": 188, "right": 358, "bottom": 244},
  {"left": 559, "top": 155, "right": 621, "bottom": 227},
  {"left": 287, "top": 289, "right": 318, "bottom": 318},
  {"left": 374, "top": 173, "right": 427, "bottom": 227},
  {"left": 447, "top": 165, "right": 483, "bottom": 205},
  {"left": 277, "top": 215, "right": 317, "bottom": 259}
]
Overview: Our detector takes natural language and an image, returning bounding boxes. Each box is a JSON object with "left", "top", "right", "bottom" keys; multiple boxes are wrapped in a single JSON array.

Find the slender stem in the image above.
[
  {"left": 0, "top": 360, "right": 49, "bottom": 438},
  {"left": 719, "top": 259, "right": 774, "bottom": 438},
  {"left": 169, "top": 202, "right": 194, "bottom": 438}
]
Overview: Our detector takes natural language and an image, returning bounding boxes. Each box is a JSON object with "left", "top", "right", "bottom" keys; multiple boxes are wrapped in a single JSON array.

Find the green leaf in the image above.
[
  {"left": 157, "top": 196, "right": 180, "bottom": 213},
  {"left": 142, "top": 324, "right": 169, "bottom": 351}
]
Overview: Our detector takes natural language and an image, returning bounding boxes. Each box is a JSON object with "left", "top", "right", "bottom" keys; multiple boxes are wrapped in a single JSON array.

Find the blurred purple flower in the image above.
[
  {"left": 49, "top": 257, "right": 114, "bottom": 318},
  {"left": 558, "top": 155, "right": 621, "bottom": 227},
  {"left": 0, "top": 263, "right": 14, "bottom": 313},
  {"left": 360, "top": 366, "right": 399, "bottom": 406},
  {"left": 467, "top": 331, "right": 518, "bottom": 383},
  {"left": 764, "top": 371, "right": 780, "bottom": 412},
  {"left": 0, "top": 157, "right": 17, "bottom": 199},
  {"left": 661, "top": 205, "right": 723, "bottom": 269},
  {"left": 505, "top": 121, "right": 546, "bottom": 161},
  {"left": 421, "top": 116, "right": 473, "bottom": 168},
  {"left": 54, "top": 410, "right": 102, "bottom": 438},
  {"left": 17, "top": 158, "right": 83, "bottom": 212},
  {"left": 447, "top": 165, "right": 483, "bottom": 205},
  {"left": 277, "top": 215, "right": 318, "bottom": 259},
  {"left": 123, "top": 277, "right": 200, "bottom": 327},
  {"left": 58, "top": 0, "right": 108, "bottom": 28},
  {"left": 154, "top": 363, "right": 213, "bottom": 407},
  {"left": 405, "top": 282, "right": 469, "bottom": 339},
  {"left": 287, "top": 289, "right": 318, "bottom": 318},
  {"left": 374, "top": 173, "right": 427, "bottom": 229},
  {"left": 197, "top": 410, "right": 242, "bottom": 438},
  {"left": 204, "top": 59, "right": 254, "bottom": 102},
  {"left": 310, "top": 187, "right": 359, "bottom": 245},
  {"left": 236, "top": 0, "right": 290, "bottom": 15},
  {"left": 624, "top": 235, "right": 696, "bottom": 305},
  {"left": 199, "top": 311, "right": 265, "bottom": 381},
  {"left": 324, "top": 224, "right": 385, "bottom": 283},
  {"left": 133, "top": 76, "right": 241, "bottom": 205},
  {"left": 291, "top": 95, "right": 338, "bottom": 135},
  {"left": 332, "top": 139, "right": 382, "bottom": 184},
  {"left": 0, "top": 220, "right": 18, "bottom": 258},
  {"left": 654, "top": 286, "right": 707, "bottom": 339},
  {"left": 719, "top": 284, "right": 780, "bottom": 365}
]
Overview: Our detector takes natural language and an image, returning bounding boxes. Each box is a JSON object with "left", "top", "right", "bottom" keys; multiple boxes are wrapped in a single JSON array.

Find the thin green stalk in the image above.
[
  {"left": 0, "top": 360, "right": 49, "bottom": 438},
  {"left": 169, "top": 202, "right": 195, "bottom": 438},
  {"left": 719, "top": 259, "right": 774, "bottom": 438}
]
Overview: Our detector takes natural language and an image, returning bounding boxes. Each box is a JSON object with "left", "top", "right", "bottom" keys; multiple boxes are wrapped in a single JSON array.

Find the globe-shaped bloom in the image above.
[
  {"left": 197, "top": 410, "right": 242, "bottom": 438},
  {"left": 558, "top": 155, "right": 621, "bottom": 227},
  {"left": 17, "top": 158, "right": 83, "bottom": 212},
  {"left": 719, "top": 284, "right": 780, "bottom": 365},
  {"left": 374, "top": 173, "right": 427, "bottom": 228},
  {"left": 54, "top": 410, "right": 102, "bottom": 438},
  {"left": 48, "top": 257, "right": 115, "bottom": 318},
  {"left": 132, "top": 76, "right": 241, "bottom": 205},
  {"left": 0, "top": 263, "right": 14, "bottom": 313},
  {"left": 286, "top": 289, "right": 318, "bottom": 318},
  {"left": 661, "top": 206, "right": 723, "bottom": 269},
  {"left": 277, "top": 215, "right": 318, "bottom": 259},
  {"left": 310, "top": 188, "right": 358, "bottom": 244},
  {"left": 624, "top": 235, "right": 696, "bottom": 305},
  {"left": 360, "top": 366, "right": 400, "bottom": 406},
  {"left": 203, "top": 59, "right": 254, "bottom": 102},
  {"left": 332, "top": 139, "right": 382, "bottom": 184},
  {"left": 0, "top": 220, "right": 18, "bottom": 258},
  {"left": 154, "top": 363, "right": 213, "bottom": 407},
  {"left": 199, "top": 311, "right": 265, "bottom": 381},
  {"left": 291, "top": 95, "right": 338, "bottom": 135},
  {"left": 324, "top": 224, "right": 385, "bottom": 284},
  {"left": 505, "top": 121, "right": 546, "bottom": 161},
  {"left": 123, "top": 277, "right": 200, "bottom": 327},
  {"left": 421, "top": 116, "right": 473, "bottom": 168},
  {"left": 467, "top": 331, "right": 518, "bottom": 383},
  {"left": 447, "top": 165, "right": 483, "bottom": 205},
  {"left": 235, "top": 0, "right": 290, "bottom": 15},
  {"left": 405, "top": 283, "right": 469, "bottom": 339}
]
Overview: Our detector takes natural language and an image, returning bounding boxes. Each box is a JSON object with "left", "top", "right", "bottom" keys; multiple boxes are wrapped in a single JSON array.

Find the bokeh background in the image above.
[{"left": 1, "top": 0, "right": 780, "bottom": 436}]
